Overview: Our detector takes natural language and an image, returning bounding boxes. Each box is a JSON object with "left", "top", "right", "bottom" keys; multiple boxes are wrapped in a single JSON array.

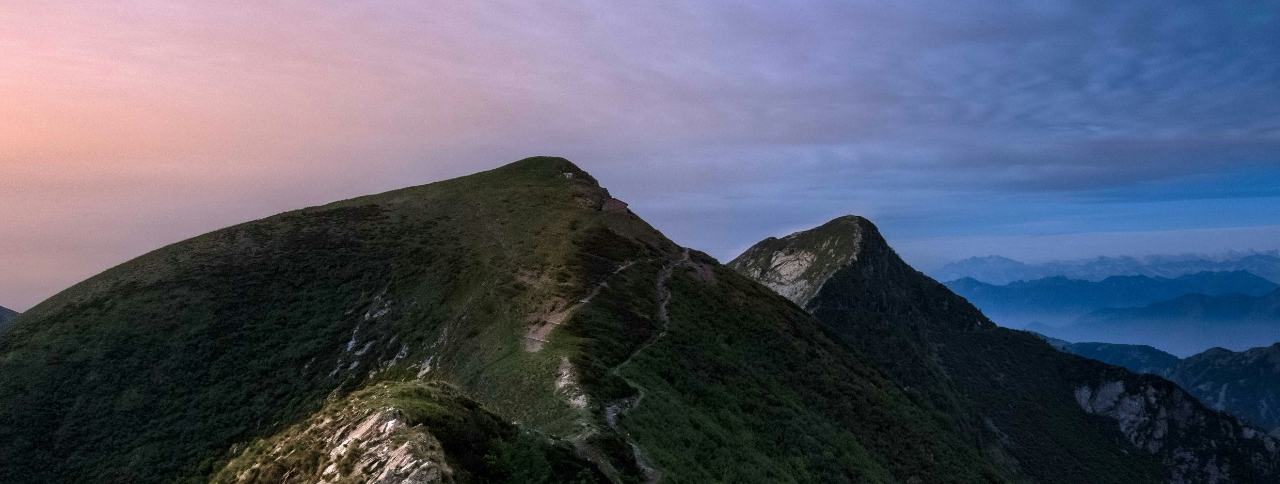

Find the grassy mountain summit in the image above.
[
  {"left": 730, "top": 216, "right": 1280, "bottom": 484},
  {"left": 3, "top": 156, "right": 656, "bottom": 483},
  {"left": 0, "top": 157, "right": 1010, "bottom": 483}
]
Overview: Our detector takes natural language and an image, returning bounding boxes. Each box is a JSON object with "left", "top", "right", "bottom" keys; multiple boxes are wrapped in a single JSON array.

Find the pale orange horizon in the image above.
[{"left": 4, "top": 1, "right": 1279, "bottom": 311}]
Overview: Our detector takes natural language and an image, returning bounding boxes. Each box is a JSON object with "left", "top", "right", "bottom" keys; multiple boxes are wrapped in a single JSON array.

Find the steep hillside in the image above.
[
  {"left": 731, "top": 216, "right": 1280, "bottom": 484},
  {"left": 0, "top": 158, "right": 1006, "bottom": 484},
  {"left": 1064, "top": 341, "right": 1280, "bottom": 434},
  {"left": 944, "top": 271, "right": 1277, "bottom": 327},
  {"left": 0, "top": 305, "right": 16, "bottom": 329}
]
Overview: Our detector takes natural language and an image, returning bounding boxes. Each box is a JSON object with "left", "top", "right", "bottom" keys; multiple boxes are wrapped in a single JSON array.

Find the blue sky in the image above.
[{"left": 2, "top": 1, "right": 1279, "bottom": 309}]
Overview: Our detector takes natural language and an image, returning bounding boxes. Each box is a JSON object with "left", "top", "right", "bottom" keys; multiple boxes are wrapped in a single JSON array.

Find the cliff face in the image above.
[
  {"left": 731, "top": 216, "right": 1280, "bottom": 484},
  {"left": 1066, "top": 341, "right": 1280, "bottom": 435},
  {"left": 1073, "top": 374, "right": 1279, "bottom": 484},
  {"left": 728, "top": 215, "right": 870, "bottom": 306}
]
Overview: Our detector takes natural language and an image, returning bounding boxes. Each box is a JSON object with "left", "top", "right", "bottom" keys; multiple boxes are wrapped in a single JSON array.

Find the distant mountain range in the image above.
[
  {"left": 1034, "top": 288, "right": 1280, "bottom": 357},
  {"left": 934, "top": 253, "right": 1280, "bottom": 285},
  {"left": 945, "top": 271, "right": 1277, "bottom": 326},
  {"left": 1059, "top": 341, "right": 1280, "bottom": 435}
]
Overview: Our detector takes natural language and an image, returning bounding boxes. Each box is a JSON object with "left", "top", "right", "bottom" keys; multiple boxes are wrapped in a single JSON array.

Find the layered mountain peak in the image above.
[
  {"left": 734, "top": 216, "right": 1280, "bottom": 484},
  {"left": 727, "top": 215, "right": 881, "bottom": 307},
  {"left": 729, "top": 215, "right": 994, "bottom": 332}
]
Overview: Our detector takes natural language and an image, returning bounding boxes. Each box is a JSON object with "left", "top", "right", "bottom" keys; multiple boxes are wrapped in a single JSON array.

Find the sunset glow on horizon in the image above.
[{"left": 4, "top": 1, "right": 1280, "bottom": 310}]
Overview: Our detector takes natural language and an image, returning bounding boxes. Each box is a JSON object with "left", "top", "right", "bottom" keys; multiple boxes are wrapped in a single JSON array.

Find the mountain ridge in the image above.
[
  {"left": 1083, "top": 287, "right": 1280, "bottom": 322},
  {"left": 5, "top": 158, "right": 1278, "bottom": 483},
  {"left": 935, "top": 253, "right": 1280, "bottom": 285},
  {"left": 1061, "top": 341, "right": 1280, "bottom": 435},
  {"left": 1040, "top": 288, "right": 1280, "bottom": 356},
  {"left": 2, "top": 156, "right": 655, "bottom": 482},
  {"left": 944, "top": 271, "right": 1278, "bottom": 327},
  {"left": 0, "top": 157, "right": 1009, "bottom": 484},
  {"left": 731, "top": 215, "right": 1280, "bottom": 484}
]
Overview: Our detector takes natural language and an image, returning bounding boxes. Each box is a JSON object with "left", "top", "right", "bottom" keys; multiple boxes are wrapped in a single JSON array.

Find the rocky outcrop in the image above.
[
  {"left": 727, "top": 215, "right": 868, "bottom": 307},
  {"left": 730, "top": 214, "right": 993, "bottom": 332},
  {"left": 733, "top": 215, "right": 1280, "bottom": 484},
  {"left": 212, "top": 384, "right": 453, "bottom": 484},
  {"left": 1067, "top": 342, "right": 1280, "bottom": 435},
  {"left": 1076, "top": 378, "right": 1280, "bottom": 484},
  {"left": 212, "top": 380, "right": 606, "bottom": 484}
]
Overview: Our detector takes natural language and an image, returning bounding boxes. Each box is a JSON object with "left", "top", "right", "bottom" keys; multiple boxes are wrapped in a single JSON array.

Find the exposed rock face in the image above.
[
  {"left": 213, "top": 384, "right": 452, "bottom": 484},
  {"left": 732, "top": 215, "right": 1280, "bottom": 484},
  {"left": 1175, "top": 344, "right": 1280, "bottom": 435},
  {"left": 730, "top": 215, "right": 993, "bottom": 332},
  {"left": 1075, "top": 377, "right": 1280, "bottom": 484},
  {"left": 211, "top": 380, "right": 604, "bottom": 484},
  {"left": 728, "top": 215, "right": 867, "bottom": 307},
  {"left": 1066, "top": 342, "right": 1280, "bottom": 435},
  {"left": 1075, "top": 380, "right": 1196, "bottom": 453}
]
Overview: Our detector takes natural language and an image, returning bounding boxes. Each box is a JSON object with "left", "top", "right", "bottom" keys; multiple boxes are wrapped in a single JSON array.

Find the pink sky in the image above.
[
  {"left": 4, "top": 2, "right": 1279, "bottom": 311},
  {"left": 1, "top": 2, "right": 693, "bottom": 309}
]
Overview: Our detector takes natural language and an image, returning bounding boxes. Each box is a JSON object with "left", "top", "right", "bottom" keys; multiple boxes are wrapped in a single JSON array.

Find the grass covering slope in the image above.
[
  {"left": 0, "top": 157, "right": 1012, "bottom": 484},
  {"left": 0, "top": 157, "right": 669, "bottom": 483},
  {"left": 731, "top": 216, "right": 1280, "bottom": 484},
  {"left": 597, "top": 252, "right": 1007, "bottom": 483}
]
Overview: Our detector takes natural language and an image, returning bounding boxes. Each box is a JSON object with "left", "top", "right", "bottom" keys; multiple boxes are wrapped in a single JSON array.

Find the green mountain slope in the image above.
[
  {"left": 0, "top": 158, "right": 1006, "bottom": 484},
  {"left": 730, "top": 216, "right": 1280, "bottom": 484}
]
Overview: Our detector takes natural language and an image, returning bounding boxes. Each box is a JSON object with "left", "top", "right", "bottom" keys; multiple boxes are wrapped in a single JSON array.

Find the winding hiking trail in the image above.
[
  {"left": 602, "top": 249, "right": 690, "bottom": 484},
  {"left": 525, "top": 260, "right": 636, "bottom": 352}
]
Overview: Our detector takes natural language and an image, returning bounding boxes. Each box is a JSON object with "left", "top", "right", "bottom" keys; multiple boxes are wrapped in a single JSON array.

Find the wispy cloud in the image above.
[{"left": 1, "top": 1, "right": 1278, "bottom": 309}]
